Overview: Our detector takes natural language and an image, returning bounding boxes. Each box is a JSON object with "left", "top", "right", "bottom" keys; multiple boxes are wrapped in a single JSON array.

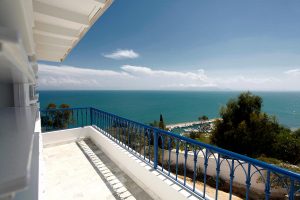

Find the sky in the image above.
[{"left": 39, "top": 0, "right": 300, "bottom": 91}]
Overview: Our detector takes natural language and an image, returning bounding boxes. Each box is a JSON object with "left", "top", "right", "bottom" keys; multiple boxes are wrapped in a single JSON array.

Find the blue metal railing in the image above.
[{"left": 40, "top": 107, "right": 300, "bottom": 200}]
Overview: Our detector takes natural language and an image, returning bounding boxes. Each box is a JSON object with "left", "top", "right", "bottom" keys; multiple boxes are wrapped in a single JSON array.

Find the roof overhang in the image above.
[{"left": 33, "top": 0, "right": 113, "bottom": 62}]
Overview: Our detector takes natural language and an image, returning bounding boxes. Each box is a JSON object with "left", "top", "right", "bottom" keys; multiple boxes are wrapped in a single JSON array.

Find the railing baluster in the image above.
[
  {"left": 127, "top": 122, "right": 130, "bottom": 149},
  {"left": 94, "top": 111, "right": 96, "bottom": 128},
  {"left": 229, "top": 159, "right": 235, "bottom": 200},
  {"left": 101, "top": 112, "right": 103, "bottom": 130},
  {"left": 106, "top": 113, "right": 108, "bottom": 131},
  {"left": 107, "top": 113, "right": 109, "bottom": 134},
  {"left": 115, "top": 118, "right": 118, "bottom": 141},
  {"left": 102, "top": 113, "right": 105, "bottom": 129},
  {"left": 98, "top": 112, "right": 100, "bottom": 129},
  {"left": 71, "top": 110, "right": 74, "bottom": 128},
  {"left": 121, "top": 120, "right": 124, "bottom": 145},
  {"left": 103, "top": 113, "right": 106, "bottom": 130},
  {"left": 175, "top": 139, "right": 179, "bottom": 181},
  {"left": 113, "top": 117, "right": 115, "bottom": 139},
  {"left": 203, "top": 149, "right": 209, "bottom": 198},
  {"left": 124, "top": 121, "right": 127, "bottom": 145},
  {"left": 119, "top": 119, "right": 121, "bottom": 143},
  {"left": 99, "top": 110, "right": 102, "bottom": 128},
  {"left": 215, "top": 153, "right": 221, "bottom": 200},
  {"left": 161, "top": 135, "right": 165, "bottom": 172},
  {"left": 134, "top": 126, "right": 138, "bottom": 151},
  {"left": 153, "top": 129, "right": 158, "bottom": 169},
  {"left": 112, "top": 116, "right": 115, "bottom": 138},
  {"left": 62, "top": 110, "right": 65, "bottom": 129},
  {"left": 76, "top": 110, "right": 78, "bottom": 128},
  {"left": 132, "top": 124, "right": 135, "bottom": 151},
  {"left": 119, "top": 119, "right": 122, "bottom": 142},
  {"left": 143, "top": 129, "right": 146, "bottom": 160},
  {"left": 85, "top": 108, "right": 87, "bottom": 126},
  {"left": 122, "top": 120, "right": 125, "bottom": 145},
  {"left": 183, "top": 142, "right": 188, "bottom": 186},
  {"left": 106, "top": 114, "right": 109, "bottom": 134},
  {"left": 289, "top": 178, "right": 295, "bottom": 200},
  {"left": 103, "top": 113, "right": 105, "bottom": 130},
  {"left": 245, "top": 163, "right": 252, "bottom": 200},
  {"left": 138, "top": 127, "right": 142, "bottom": 154},
  {"left": 132, "top": 125, "right": 136, "bottom": 151},
  {"left": 51, "top": 111, "right": 54, "bottom": 130},
  {"left": 139, "top": 127, "right": 142, "bottom": 156},
  {"left": 107, "top": 114, "right": 110, "bottom": 137},
  {"left": 90, "top": 108, "right": 93, "bottom": 125},
  {"left": 148, "top": 129, "right": 151, "bottom": 163},
  {"left": 81, "top": 109, "right": 83, "bottom": 127},
  {"left": 265, "top": 170, "right": 271, "bottom": 200},
  {"left": 168, "top": 137, "right": 172, "bottom": 176},
  {"left": 192, "top": 148, "right": 197, "bottom": 192},
  {"left": 97, "top": 111, "right": 99, "bottom": 128}
]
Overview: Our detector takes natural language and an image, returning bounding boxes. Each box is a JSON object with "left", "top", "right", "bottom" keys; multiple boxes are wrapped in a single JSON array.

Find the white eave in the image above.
[{"left": 33, "top": 0, "right": 113, "bottom": 62}]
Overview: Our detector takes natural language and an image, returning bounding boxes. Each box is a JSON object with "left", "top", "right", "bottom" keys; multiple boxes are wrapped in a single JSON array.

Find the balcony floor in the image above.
[{"left": 42, "top": 139, "right": 153, "bottom": 200}]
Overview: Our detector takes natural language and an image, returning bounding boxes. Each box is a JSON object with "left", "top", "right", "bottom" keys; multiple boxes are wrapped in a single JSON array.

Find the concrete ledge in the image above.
[
  {"left": 87, "top": 126, "right": 197, "bottom": 200},
  {"left": 42, "top": 127, "right": 88, "bottom": 147}
]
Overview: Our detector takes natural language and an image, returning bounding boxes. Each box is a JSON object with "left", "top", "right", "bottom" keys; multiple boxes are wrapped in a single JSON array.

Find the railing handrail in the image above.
[
  {"left": 40, "top": 107, "right": 88, "bottom": 112},
  {"left": 41, "top": 106, "right": 300, "bottom": 180}
]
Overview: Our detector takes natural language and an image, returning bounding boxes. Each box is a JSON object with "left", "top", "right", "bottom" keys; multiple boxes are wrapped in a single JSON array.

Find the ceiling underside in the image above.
[{"left": 32, "top": 0, "right": 113, "bottom": 62}]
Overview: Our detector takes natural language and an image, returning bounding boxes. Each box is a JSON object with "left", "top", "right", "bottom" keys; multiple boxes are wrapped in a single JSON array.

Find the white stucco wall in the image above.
[{"left": 42, "top": 127, "right": 89, "bottom": 146}]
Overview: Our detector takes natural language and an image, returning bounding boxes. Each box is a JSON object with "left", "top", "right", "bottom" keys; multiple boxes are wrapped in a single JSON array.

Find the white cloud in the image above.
[
  {"left": 38, "top": 64, "right": 300, "bottom": 91},
  {"left": 38, "top": 64, "right": 214, "bottom": 90},
  {"left": 121, "top": 65, "right": 209, "bottom": 81},
  {"left": 211, "top": 75, "right": 282, "bottom": 91},
  {"left": 38, "top": 64, "right": 133, "bottom": 90},
  {"left": 284, "top": 69, "right": 300, "bottom": 76},
  {"left": 214, "top": 75, "right": 279, "bottom": 84},
  {"left": 103, "top": 49, "right": 139, "bottom": 60}
]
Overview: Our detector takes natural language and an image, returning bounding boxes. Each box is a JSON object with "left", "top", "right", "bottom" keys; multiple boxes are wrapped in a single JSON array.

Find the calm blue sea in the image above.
[{"left": 39, "top": 91, "right": 300, "bottom": 129}]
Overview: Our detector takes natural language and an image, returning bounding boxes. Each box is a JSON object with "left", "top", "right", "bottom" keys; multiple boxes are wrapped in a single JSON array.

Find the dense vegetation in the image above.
[
  {"left": 211, "top": 92, "right": 300, "bottom": 165},
  {"left": 41, "top": 103, "right": 73, "bottom": 129}
]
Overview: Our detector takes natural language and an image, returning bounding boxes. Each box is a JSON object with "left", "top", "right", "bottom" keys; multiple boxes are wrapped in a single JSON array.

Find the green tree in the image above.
[
  {"left": 189, "top": 131, "right": 197, "bottom": 139},
  {"left": 198, "top": 115, "right": 209, "bottom": 121},
  {"left": 159, "top": 114, "right": 166, "bottom": 130},
  {"left": 42, "top": 103, "right": 73, "bottom": 130},
  {"left": 210, "top": 92, "right": 299, "bottom": 163},
  {"left": 294, "top": 128, "right": 300, "bottom": 138},
  {"left": 150, "top": 114, "right": 166, "bottom": 130},
  {"left": 149, "top": 120, "right": 159, "bottom": 127},
  {"left": 47, "top": 103, "right": 56, "bottom": 109},
  {"left": 272, "top": 132, "right": 300, "bottom": 164}
]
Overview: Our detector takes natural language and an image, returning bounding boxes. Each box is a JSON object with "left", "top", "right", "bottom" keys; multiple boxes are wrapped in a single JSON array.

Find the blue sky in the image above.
[{"left": 39, "top": 0, "right": 300, "bottom": 91}]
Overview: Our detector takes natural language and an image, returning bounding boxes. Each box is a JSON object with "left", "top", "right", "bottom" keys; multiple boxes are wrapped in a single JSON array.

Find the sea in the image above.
[{"left": 39, "top": 90, "right": 300, "bottom": 130}]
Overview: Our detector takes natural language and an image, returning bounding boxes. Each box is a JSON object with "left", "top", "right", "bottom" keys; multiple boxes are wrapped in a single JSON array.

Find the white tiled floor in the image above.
[{"left": 43, "top": 142, "right": 116, "bottom": 200}]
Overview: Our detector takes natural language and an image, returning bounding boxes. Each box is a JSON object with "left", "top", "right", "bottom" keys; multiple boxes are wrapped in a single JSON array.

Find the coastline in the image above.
[{"left": 39, "top": 90, "right": 300, "bottom": 129}]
